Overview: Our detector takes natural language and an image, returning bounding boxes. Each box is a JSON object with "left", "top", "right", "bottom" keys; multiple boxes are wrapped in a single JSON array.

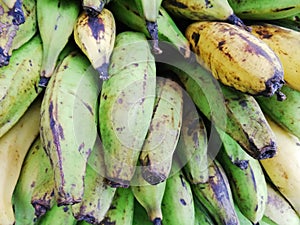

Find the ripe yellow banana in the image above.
[
  {"left": 185, "top": 21, "right": 285, "bottom": 98},
  {"left": 37, "top": 0, "right": 80, "bottom": 86},
  {"left": 139, "top": 77, "right": 183, "bottom": 185},
  {"left": 260, "top": 116, "right": 300, "bottom": 215},
  {"left": 250, "top": 23, "right": 300, "bottom": 92},
  {"left": 0, "top": 96, "right": 41, "bottom": 225},
  {"left": 0, "top": 34, "right": 43, "bottom": 138},
  {"left": 99, "top": 31, "right": 156, "bottom": 187},
  {"left": 74, "top": 8, "right": 115, "bottom": 80},
  {"left": 40, "top": 51, "right": 100, "bottom": 205}
]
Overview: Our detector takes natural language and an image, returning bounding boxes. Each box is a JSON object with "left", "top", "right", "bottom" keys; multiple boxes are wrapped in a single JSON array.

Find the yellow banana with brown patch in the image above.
[{"left": 185, "top": 21, "right": 285, "bottom": 99}]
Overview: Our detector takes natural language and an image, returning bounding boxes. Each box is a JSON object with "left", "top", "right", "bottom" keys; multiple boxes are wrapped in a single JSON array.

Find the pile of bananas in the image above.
[{"left": 1, "top": 0, "right": 300, "bottom": 224}]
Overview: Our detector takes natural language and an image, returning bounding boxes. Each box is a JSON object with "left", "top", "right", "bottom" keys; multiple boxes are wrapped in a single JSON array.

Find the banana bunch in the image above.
[{"left": 3, "top": 0, "right": 300, "bottom": 225}]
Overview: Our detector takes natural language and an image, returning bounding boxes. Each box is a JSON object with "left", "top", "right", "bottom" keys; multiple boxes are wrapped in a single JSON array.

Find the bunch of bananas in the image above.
[{"left": 1, "top": 0, "right": 300, "bottom": 224}]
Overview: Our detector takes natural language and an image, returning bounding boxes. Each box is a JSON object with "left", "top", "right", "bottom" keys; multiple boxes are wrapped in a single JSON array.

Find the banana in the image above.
[
  {"left": 98, "top": 31, "right": 156, "bottom": 187},
  {"left": 0, "top": 0, "right": 25, "bottom": 66},
  {"left": 139, "top": 77, "right": 183, "bottom": 185},
  {"left": 12, "top": 136, "right": 52, "bottom": 225},
  {"left": 0, "top": 34, "right": 43, "bottom": 138},
  {"left": 175, "top": 91, "right": 209, "bottom": 184},
  {"left": 191, "top": 159, "right": 240, "bottom": 225},
  {"left": 227, "top": 0, "right": 300, "bottom": 20},
  {"left": 37, "top": 0, "right": 80, "bottom": 87},
  {"left": 82, "top": 0, "right": 110, "bottom": 15},
  {"left": 132, "top": 199, "right": 153, "bottom": 225},
  {"left": 100, "top": 187, "right": 135, "bottom": 225},
  {"left": 71, "top": 139, "right": 116, "bottom": 224},
  {"left": 134, "top": 0, "right": 163, "bottom": 54},
  {"left": 170, "top": 57, "right": 278, "bottom": 160},
  {"left": 234, "top": 203, "right": 253, "bottom": 225},
  {"left": 11, "top": 0, "right": 37, "bottom": 51},
  {"left": 108, "top": 0, "right": 190, "bottom": 58},
  {"left": 73, "top": 8, "right": 115, "bottom": 80},
  {"left": 194, "top": 197, "right": 215, "bottom": 225},
  {"left": 268, "top": 13, "right": 300, "bottom": 31},
  {"left": 260, "top": 116, "right": 300, "bottom": 215},
  {"left": 256, "top": 85, "right": 300, "bottom": 139},
  {"left": 263, "top": 182, "right": 300, "bottom": 225},
  {"left": 35, "top": 204, "right": 77, "bottom": 225},
  {"left": 216, "top": 129, "right": 268, "bottom": 224},
  {"left": 0, "top": 95, "right": 41, "bottom": 225},
  {"left": 162, "top": 0, "right": 248, "bottom": 29},
  {"left": 161, "top": 167, "right": 195, "bottom": 225},
  {"left": 185, "top": 21, "right": 285, "bottom": 98},
  {"left": 40, "top": 51, "right": 100, "bottom": 205},
  {"left": 249, "top": 23, "right": 300, "bottom": 92},
  {"left": 260, "top": 216, "right": 279, "bottom": 225},
  {"left": 131, "top": 165, "right": 166, "bottom": 224}
]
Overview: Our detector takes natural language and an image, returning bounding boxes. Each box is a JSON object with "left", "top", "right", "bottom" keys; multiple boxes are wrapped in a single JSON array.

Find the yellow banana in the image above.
[
  {"left": 250, "top": 23, "right": 300, "bottom": 92},
  {"left": 139, "top": 77, "right": 183, "bottom": 185},
  {"left": 99, "top": 31, "right": 156, "bottom": 187},
  {"left": 260, "top": 116, "right": 300, "bottom": 215},
  {"left": 0, "top": 96, "right": 41, "bottom": 225},
  {"left": 74, "top": 8, "right": 115, "bottom": 80},
  {"left": 185, "top": 21, "right": 285, "bottom": 98}
]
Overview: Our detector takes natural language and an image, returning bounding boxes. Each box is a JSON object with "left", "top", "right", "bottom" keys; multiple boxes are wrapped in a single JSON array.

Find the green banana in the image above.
[
  {"left": 71, "top": 139, "right": 116, "bottom": 224},
  {"left": 228, "top": 0, "right": 300, "bottom": 20},
  {"left": 0, "top": 0, "right": 25, "bottom": 66},
  {"left": 0, "top": 34, "right": 43, "bottom": 138},
  {"left": 234, "top": 203, "right": 253, "bottom": 225},
  {"left": 168, "top": 57, "right": 278, "bottom": 159},
  {"left": 82, "top": 0, "right": 110, "bottom": 15},
  {"left": 268, "top": 18, "right": 300, "bottom": 32},
  {"left": 260, "top": 216, "right": 279, "bottom": 225},
  {"left": 132, "top": 199, "right": 153, "bottom": 225},
  {"left": 162, "top": 0, "right": 248, "bottom": 29},
  {"left": 194, "top": 197, "right": 216, "bottom": 225},
  {"left": 11, "top": 0, "right": 37, "bottom": 51},
  {"left": 108, "top": 0, "right": 190, "bottom": 58},
  {"left": 216, "top": 129, "right": 268, "bottom": 224},
  {"left": 161, "top": 167, "right": 195, "bottom": 225},
  {"left": 36, "top": 204, "right": 77, "bottom": 225},
  {"left": 139, "top": 77, "right": 183, "bottom": 185},
  {"left": 99, "top": 31, "right": 156, "bottom": 188},
  {"left": 37, "top": 0, "right": 80, "bottom": 87},
  {"left": 131, "top": 165, "right": 166, "bottom": 224},
  {"left": 263, "top": 182, "right": 300, "bottom": 225},
  {"left": 191, "top": 159, "right": 240, "bottom": 225},
  {"left": 175, "top": 92, "right": 209, "bottom": 184},
  {"left": 256, "top": 85, "right": 300, "bottom": 139},
  {"left": 0, "top": 95, "right": 41, "bottom": 225},
  {"left": 12, "top": 136, "right": 53, "bottom": 225},
  {"left": 40, "top": 51, "right": 100, "bottom": 205},
  {"left": 100, "top": 187, "right": 135, "bottom": 225},
  {"left": 73, "top": 8, "right": 116, "bottom": 80}
]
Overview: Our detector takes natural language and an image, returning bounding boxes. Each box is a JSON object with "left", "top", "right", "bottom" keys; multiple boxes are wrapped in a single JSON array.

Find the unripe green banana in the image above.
[
  {"left": 234, "top": 203, "right": 253, "bottom": 225},
  {"left": 108, "top": 0, "right": 190, "bottom": 58},
  {"left": 161, "top": 167, "right": 195, "bottom": 225},
  {"left": 82, "top": 0, "right": 110, "bottom": 15},
  {"left": 175, "top": 92, "right": 208, "bottom": 184},
  {"left": 71, "top": 139, "right": 116, "bottom": 224},
  {"left": 250, "top": 23, "right": 300, "bottom": 92},
  {"left": 35, "top": 204, "right": 76, "bottom": 225},
  {"left": 131, "top": 165, "right": 166, "bottom": 225},
  {"left": 40, "top": 51, "right": 100, "bottom": 205},
  {"left": 256, "top": 85, "right": 300, "bottom": 139},
  {"left": 73, "top": 8, "right": 115, "bottom": 80},
  {"left": 100, "top": 187, "right": 135, "bottom": 225},
  {"left": 37, "top": 0, "right": 80, "bottom": 86},
  {"left": 99, "top": 31, "right": 156, "bottom": 187},
  {"left": 216, "top": 129, "right": 268, "bottom": 224},
  {"left": 263, "top": 182, "right": 300, "bottom": 225},
  {"left": 260, "top": 216, "right": 279, "bottom": 225},
  {"left": 0, "top": 95, "right": 41, "bottom": 225},
  {"left": 227, "top": 0, "right": 300, "bottom": 20},
  {"left": 11, "top": 0, "right": 37, "bottom": 51},
  {"left": 191, "top": 159, "right": 240, "bottom": 225},
  {"left": 139, "top": 77, "right": 183, "bottom": 185},
  {"left": 0, "top": 34, "right": 43, "bottom": 138},
  {"left": 162, "top": 0, "right": 248, "bottom": 29},
  {"left": 194, "top": 197, "right": 215, "bottom": 225},
  {"left": 12, "top": 136, "right": 53, "bottom": 225},
  {"left": 132, "top": 199, "right": 153, "bottom": 225},
  {"left": 185, "top": 21, "right": 285, "bottom": 98}
]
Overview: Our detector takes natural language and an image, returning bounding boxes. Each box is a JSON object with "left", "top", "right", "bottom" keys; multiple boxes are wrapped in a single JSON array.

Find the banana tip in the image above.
[{"left": 152, "top": 217, "right": 162, "bottom": 225}]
